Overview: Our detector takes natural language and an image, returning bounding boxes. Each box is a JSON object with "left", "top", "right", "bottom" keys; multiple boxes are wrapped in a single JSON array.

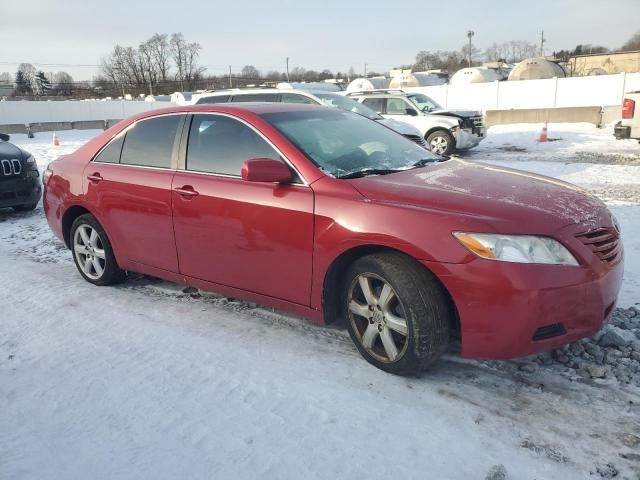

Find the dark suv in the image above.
[{"left": 0, "top": 133, "right": 41, "bottom": 211}]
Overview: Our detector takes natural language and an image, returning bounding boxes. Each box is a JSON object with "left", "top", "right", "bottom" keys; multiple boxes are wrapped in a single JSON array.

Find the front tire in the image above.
[
  {"left": 13, "top": 201, "right": 38, "bottom": 212},
  {"left": 344, "top": 253, "right": 451, "bottom": 376},
  {"left": 427, "top": 130, "right": 455, "bottom": 156},
  {"left": 71, "top": 214, "right": 126, "bottom": 286}
]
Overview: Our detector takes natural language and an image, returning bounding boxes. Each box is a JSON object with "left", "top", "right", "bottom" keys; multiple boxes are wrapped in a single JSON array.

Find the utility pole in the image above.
[
  {"left": 286, "top": 57, "right": 290, "bottom": 82},
  {"left": 540, "top": 30, "right": 546, "bottom": 57},
  {"left": 229, "top": 65, "right": 232, "bottom": 88},
  {"left": 364, "top": 63, "right": 368, "bottom": 78},
  {"left": 467, "top": 30, "right": 475, "bottom": 68}
]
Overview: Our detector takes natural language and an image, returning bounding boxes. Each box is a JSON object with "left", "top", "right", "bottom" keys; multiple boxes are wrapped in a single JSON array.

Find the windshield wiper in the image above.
[{"left": 337, "top": 168, "right": 406, "bottom": 179}]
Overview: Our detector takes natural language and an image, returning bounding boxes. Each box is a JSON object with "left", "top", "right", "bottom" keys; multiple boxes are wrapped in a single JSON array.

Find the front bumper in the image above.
[
  {"left": 614, "top": 122, "right": 631, "bottom": 140},
  {"left": 0, "top": 177, "right": 41, "bottom": 208},
  {"left": 424, "top": 244, "right": 624, "bottom": 359},
  {"left": 453, "top": 128, "right": 485, "bottom": 150}
]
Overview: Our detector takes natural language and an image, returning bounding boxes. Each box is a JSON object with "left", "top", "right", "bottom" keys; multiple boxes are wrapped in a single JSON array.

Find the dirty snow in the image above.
[{"left": 1, "top": 127, "right": 640, "bottom": 480}]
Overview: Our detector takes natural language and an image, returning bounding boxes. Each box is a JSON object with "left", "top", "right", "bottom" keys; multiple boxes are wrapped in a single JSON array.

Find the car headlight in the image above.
[
  {"left": 25, "top": 155, "right": 36, "bottom": 166},
  {"left": 612, "top": 214, "right": 621, "bottom": 234},
  {"left": 453, "top": 232, "right": 579, "bottom": 266}
]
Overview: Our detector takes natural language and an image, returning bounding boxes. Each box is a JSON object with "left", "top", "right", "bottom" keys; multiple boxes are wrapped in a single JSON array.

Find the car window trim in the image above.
[
  {"left": 178, "top": 112, "right": 309, "bottom": 187},
  {"left": 90, "top": 112, "right": 186, "bottom": 170}
]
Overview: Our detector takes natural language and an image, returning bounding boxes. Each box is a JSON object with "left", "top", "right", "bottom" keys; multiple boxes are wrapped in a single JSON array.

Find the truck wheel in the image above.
[
  {"left": 344, "top": 252, "right": 451, "bottom": 376},
  {"left": 427, "top": 130, "right": 455, "bottom": 156}
]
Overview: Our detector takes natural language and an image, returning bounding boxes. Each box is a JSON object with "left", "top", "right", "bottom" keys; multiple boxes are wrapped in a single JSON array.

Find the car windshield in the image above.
[
  {"left": 261, "top": 109, "right": 441, "bottom": 178},
  {"left": 407, "top": 93, "right": 442, "bottom": 112},
  {"left": 314, "top": 92, "right": 382, "bottom": 121}
]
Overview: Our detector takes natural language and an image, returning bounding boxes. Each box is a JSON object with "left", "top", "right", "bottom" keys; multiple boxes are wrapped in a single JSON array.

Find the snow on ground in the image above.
[{"left": 1, "top": 127, "right": 640, "bottom": 480}]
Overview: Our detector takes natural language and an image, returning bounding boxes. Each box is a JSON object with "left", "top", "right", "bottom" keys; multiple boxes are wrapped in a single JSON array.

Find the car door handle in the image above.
[
  {"left": 87, "top": 173, "right": 103, "bottom": 183},
  {"left": 174, "top": 185, "right": 199, "bottom": 198}
]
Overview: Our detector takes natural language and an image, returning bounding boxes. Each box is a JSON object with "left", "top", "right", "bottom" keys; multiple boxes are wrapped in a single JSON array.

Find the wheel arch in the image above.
[
  {"left": 61, "top": 205, "right": 93, "bottom": 248},
  {"left": 321, "top": 244, "right": 461, "bottom": 344},
  {"left": 424, "top": 126, "right": 454, "bottom": 140}
]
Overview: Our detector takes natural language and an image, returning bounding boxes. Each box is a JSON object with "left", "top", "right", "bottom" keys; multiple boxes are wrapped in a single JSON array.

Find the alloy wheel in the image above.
[
  {"left": 73, "top": 224, "right": 106, "bottom": 280},
  {"left": 430, "top": 136, "right": 448, "bottom": 155},
  {"left": 347, "top": 273, "right": 409, "bottom": 363}
]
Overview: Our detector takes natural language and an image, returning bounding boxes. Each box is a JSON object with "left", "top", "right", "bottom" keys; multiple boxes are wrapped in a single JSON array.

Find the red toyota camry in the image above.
[{"left": 43, "top": 104, "right": 623, "bottom": 375}]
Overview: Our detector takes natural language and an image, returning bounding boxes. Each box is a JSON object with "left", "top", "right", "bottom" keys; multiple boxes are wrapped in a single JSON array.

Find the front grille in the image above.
[
  {"left": 532, "top": 323, "right": 566, "bottom": 341},
  {"left": 0, "top": 159, "right": 23, "bottom": 181},
  {"left": 462, "top": 116, "right": 484, "bottom": 135},
  {"left": 575, "top": 227, "right": 620, "bottom": 263},
  {"left": 404, "top": 134, "right": 427, "bottom": 148}
]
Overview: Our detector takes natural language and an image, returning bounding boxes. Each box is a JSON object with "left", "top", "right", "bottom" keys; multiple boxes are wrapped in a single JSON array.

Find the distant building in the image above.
[{"left": 567, "top": 50, "right": 640, "bottom": 76}]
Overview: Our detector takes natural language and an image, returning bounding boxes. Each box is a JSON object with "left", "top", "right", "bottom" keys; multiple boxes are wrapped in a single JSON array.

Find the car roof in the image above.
[{"left": 134, "top": 102, "right": 329, "bottom": 121}]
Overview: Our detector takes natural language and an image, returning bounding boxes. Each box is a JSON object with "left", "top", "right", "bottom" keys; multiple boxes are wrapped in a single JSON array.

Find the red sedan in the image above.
[{"left": 43, "top": 104, "right": 623, "bottom": 375}]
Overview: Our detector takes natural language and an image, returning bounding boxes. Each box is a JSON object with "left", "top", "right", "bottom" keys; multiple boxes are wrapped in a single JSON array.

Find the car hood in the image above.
[
  {"left": 376, "top": 118, "right": 422, "bottom": 136},
  {"left": 348, "top": 158, "right": 611, "bottom": 234},
  {"left": 430, "top": 109, "right": 480, "bottom": 119},
  {"left": 0, "top": 141, "right": 25, "bottom": 160}
]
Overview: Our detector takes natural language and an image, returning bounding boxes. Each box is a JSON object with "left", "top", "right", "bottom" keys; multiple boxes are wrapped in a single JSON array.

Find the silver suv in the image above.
[
  {"left": 347, "top": 90, "right": 486, "bottom": 156},
  {"left": 191, "top": 88, "right": 427, "bottom": 148}
]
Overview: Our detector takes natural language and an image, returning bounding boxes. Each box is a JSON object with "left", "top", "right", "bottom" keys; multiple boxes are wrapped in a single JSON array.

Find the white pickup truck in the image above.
[{"left": 614, "top": 92, "right": 640, "bottom": 143}]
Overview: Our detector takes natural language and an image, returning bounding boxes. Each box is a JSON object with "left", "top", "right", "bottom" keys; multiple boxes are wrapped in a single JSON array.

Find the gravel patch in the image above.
[{"left": 514, "top": 307, "right": 640, "bottom": 387}]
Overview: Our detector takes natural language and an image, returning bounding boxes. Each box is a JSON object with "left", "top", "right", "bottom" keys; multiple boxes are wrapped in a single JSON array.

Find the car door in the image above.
[
  {"left": 171, "top": 113, "right": 314, "bottom": 305},
  {"left": 383, "top": 97, "right": 419, "bottom": 121},
  {"left": 83, "top": 114, "right": 184, "bottom": 273}
]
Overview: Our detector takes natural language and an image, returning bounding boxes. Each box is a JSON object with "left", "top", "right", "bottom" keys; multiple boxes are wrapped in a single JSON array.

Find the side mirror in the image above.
[
  {"left": 241, "top": 158, "right": 293, "bottom": 183},
  {"left": 405, "top": 109, "right": 418, "bottom": 117},
  {"left": 0, "top": 133, "right": 9, "bottom": 142}
]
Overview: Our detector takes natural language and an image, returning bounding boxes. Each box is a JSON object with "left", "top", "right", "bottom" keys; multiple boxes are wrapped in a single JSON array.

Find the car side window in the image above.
[
  {"left": 386, "top": 98, "right": 411, "bottom": 115},
  {"left": 361, "top": 97, "right": 384, "bottom": 113},
  {"left": 186, "top": 114, "right": 288, "bottom": 177},
  {"left": 119, "top": 115, "right": 181, "bottom": 169},
  {"left": 93, "top": 134, "right": 125, "bottom": 164},
  {"left": 280, "top": 93, "right": 317, "bottom": 105},
  {"left": 231, "top": 93, "right": 279, "bottom": 102},
  {"left": 196, "top": 95, "right": 230, "bottom": 104}
]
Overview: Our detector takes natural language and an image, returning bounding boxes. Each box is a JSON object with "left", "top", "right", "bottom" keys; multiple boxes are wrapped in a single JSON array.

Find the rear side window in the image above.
[
  {"left": 196, "top": 95, "right": 230, "bottom": 104},
  {"left": 94, "top": 134, "right": 124, "bottom": 163},
  {"left": 386, "top": 98, "right": 410, "bottom": 114},
  {"left": 231, "top": 93, "right": 279, "bottom": 102},
  {"left": 281, "top": 93, "right": 317, "bottom": 104},
  {"left": 120, "top": 115, "right": 181, "bottom": 168},
  {"left": 361, "top": 97, "right": 384, "bottom": 113},
  {"left": 186, "top": 114, "right": 283, "bottom": 176}
]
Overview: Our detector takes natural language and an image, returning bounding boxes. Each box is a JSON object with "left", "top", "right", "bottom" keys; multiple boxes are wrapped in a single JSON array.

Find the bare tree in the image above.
[
  {"left": 0, "top": 72, "right": 12, "bottom": 84},
  {"left": 621, "top": 31, "right": 640, "bottom": 52},
  {"left": 52, "top": 71, "right": 74, "bottom": 96},
  {"left": 170, "top": 33, "right": 205, "bottom": 90},
  {"left": 241, "top": 65, "right": 261, "bottom": 79},
  {"left": 146, "top": 33, "right": 171, "bottom": 81}
]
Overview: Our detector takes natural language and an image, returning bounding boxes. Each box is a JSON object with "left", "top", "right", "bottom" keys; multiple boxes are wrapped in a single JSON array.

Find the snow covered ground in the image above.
[{"left": 1, "top": 126, "right": 640, "bottom": 480}]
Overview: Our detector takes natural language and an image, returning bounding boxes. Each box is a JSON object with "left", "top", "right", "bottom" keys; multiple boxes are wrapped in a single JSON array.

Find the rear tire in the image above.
[
  {"left": 70, "top": 214, "right": 126, "bottom": 286},
  {"left": 427, "top": 130, "right": 455, "bottom": 156},
  {"left": 343, "top": 252, "right": 451, "bottom": 376}
]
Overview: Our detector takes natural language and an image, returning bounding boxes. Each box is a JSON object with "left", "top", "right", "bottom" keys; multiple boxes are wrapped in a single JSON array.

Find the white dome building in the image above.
[
  {"left": 508, "top": 58, "right": 566, "bottom": 81},
  {"left": 449, "top": 67, "right": 499, "bottom": 85}
]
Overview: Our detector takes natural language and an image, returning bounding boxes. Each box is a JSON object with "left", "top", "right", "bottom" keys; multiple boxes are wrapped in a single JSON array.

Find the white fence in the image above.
[
  {"left": 405, "top": 72, "right": 640, "bottom": 112},
  {"left": 0, "top": 100, "right": 175, "bottom": 125}
]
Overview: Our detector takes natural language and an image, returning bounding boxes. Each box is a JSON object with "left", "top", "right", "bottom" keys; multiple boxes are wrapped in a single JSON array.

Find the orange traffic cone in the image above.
[
  {"left": 538, "top": 122, "right": 548, "bottom": 143},
  {"left": 53, "top": 132, "right": 60, "bottom": 146}
]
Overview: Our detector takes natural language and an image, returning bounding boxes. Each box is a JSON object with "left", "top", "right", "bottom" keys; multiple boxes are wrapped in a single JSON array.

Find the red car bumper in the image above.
[{"left": 424, "top": 253, "right": 624, "bottom": 360}]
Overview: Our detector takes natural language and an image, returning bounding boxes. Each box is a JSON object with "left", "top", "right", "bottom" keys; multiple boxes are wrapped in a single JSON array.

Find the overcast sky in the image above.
[{"left": 1, "top": 0, "right": 639, "bottom": 80}]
